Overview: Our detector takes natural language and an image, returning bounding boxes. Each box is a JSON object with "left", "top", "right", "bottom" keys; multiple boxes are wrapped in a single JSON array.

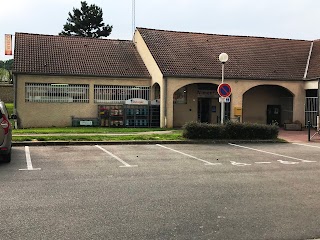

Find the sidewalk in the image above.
[{"left": 278, "top": 128, "right": 320, "bottom": 143}]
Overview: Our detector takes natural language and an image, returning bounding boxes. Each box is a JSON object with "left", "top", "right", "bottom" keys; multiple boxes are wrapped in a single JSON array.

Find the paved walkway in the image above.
[{"left": 278, "top": 128, "right": 320, "bottom": 143}]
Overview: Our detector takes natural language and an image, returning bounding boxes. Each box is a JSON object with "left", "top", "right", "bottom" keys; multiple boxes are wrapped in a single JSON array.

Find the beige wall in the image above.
[
  {"left": 15, "top": 74, "right": 306, "bottom": 128},
  {"left": 173, "top": 85, "right": 198, "bottom": 126},
  {"left": 0, "top": 84, "right": 14, "bottom": 102},
  {"left": 304, "top": 80, "right": 319, "bottom": 89},
  {"left": 134, "top": 30, "right": 168, "bottom": 127},
  {"left": 172, "top": 84, "right": 221, "bottom": 127},
  {"left": 15, "top": 74, "right": 150, "bottom": 128},
  {"left": 164, "top": 78, "right": 305, "bottom": 127},
  {"left": 167, "top": 78, "right": 223, "bottom": 127},
  {"left": 243, "top": 85, "right": 292, "bottom": 124},
  {"left": 240, "top": 81, "right": 305, "bottom": 125}
]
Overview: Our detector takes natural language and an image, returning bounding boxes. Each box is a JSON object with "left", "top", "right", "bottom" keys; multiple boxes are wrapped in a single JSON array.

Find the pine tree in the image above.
[{"left": 59, "top": 1, "right": 112, "bottom": 38}]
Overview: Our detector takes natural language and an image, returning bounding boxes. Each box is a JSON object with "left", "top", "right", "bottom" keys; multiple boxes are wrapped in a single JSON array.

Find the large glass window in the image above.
[
  {"left": 94, "top": 85, "right": 150, "bottom": 104},
  {"left": 25, "top": 83, "right": 89, "bottom": 103}
]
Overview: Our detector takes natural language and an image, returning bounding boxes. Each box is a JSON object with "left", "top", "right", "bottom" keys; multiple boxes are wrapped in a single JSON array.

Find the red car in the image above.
[{"left": 0, "top": 101, "right": 13, "bottom": 163}]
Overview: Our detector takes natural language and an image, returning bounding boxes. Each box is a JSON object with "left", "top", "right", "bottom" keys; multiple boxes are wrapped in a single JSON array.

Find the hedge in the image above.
[{"left": 182, "top": 121, "right": 279, "bottom": 140}]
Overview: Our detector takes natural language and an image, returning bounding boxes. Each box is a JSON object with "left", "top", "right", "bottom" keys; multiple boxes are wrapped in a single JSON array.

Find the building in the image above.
[
  {"left": 13, "top": 33, "right": 151, "bottom": 128},
  {"left": 13, "top": 28, "right": 320, "bottom": 128}
]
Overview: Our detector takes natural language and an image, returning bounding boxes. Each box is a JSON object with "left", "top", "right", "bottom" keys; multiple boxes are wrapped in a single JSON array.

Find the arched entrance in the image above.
[
  {"left": 173, "top": 83, "right": 227, "bottom": 127},
  {"left": 243, "top": 85, "right": 294, "bottom": 125},
  {"left": 151, "top": 83, "right": 160, "bottom": 100},
  {"left": 197, "top": 83, "right": 221, "bottom": 124}
]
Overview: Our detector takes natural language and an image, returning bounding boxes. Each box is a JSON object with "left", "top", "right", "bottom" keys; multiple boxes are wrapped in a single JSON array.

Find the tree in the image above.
[
  {"left": 59, "top": 1, "right": 112, "bottom": 38},
  {"left": 0, "top": 59, "right": 13, "bottom": 71},
  {"left": 0, "top": 68, "right": 10, "bottom": 83},
  {"left": 0, "top": 59, "right": 13, "bottom": 83}
]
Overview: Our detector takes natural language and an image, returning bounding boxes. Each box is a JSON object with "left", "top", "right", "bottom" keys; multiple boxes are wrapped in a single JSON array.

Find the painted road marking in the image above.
[
  {"left": 19, "top": 146, "right": 41, "bottom": 171},
  {"left": 292, "top": 143, "right": 320, "bottom": 149},
  {"left": 277, "top": 160, "right": 299, "bottom": 165},
  {"left": 156, "top": 144, "right": 221, "bottom": 166},
  {"left": 230, "top": 161, "right": 251, "bottom": 166},
  {"left": 255, "top": 162, "right": 272, "bottom": 164},
  {"left": 228, "top": 143, "right": 317, "bottom": 163},
  {"left": 95, "top": 145, "right": 137, "bottom": 167}
]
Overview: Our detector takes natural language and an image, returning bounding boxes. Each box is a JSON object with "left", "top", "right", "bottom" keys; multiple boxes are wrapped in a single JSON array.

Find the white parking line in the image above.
[
  {"left": 95, "top": 145, "right": 137, "bottom": 167},
  {"left": 292, "top": 143, "right": 320, "bottom": 149},
  {"left": 230, "top": 161, "right": 251, "bottom": 166},
  {"left": 156, "top": 144, "right": 221, "bottom": 166},
  {"left": 228, "top": 143, "right": 316, "bottom": 163},
  {"left": 277, "top": 160, "right": 299, "bottom": 165},
  {"left": 19, "top": 146, "right": 41, "bottom": 171}
]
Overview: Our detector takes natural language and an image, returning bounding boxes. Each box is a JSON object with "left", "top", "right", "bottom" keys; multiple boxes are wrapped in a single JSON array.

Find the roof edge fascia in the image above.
[
  {"left": 303, "top": 41, "right": 314, "bottom": 79},
  {"left": 163, "top": 75, "right": 304, "bottom": 82},
  {"left": 12, "top": 72, "right": 151, "bottom": 79}
]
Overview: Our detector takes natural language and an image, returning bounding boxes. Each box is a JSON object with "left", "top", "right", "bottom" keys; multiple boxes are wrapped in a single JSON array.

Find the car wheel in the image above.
[{"left": 2, "top": 152, "right": 11, "bottom": 163}]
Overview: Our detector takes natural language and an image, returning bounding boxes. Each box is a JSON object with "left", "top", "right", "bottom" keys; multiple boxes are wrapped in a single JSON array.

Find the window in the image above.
[
  {"left": 94, "top": 85, "right": 150, "bottom": 104},
  {"left": 25, "top": 83, "right": 89, "bottom": 103},
  {"left": 173, "top": 87, "right": 187, "bottom": 104}
]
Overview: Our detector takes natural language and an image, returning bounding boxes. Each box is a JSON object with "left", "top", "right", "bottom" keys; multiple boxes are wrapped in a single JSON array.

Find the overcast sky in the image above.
[{"left": 1, "top": 0, "right": 320, "bottom": 60}]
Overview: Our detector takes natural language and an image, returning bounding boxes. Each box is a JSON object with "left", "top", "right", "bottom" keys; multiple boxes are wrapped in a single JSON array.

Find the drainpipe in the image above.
[
  {"left": 13, "top": 74, "right": 18, "bottom": 129},
  {"left": 163, "top": 77, "right": 167, "bottom": 128}
]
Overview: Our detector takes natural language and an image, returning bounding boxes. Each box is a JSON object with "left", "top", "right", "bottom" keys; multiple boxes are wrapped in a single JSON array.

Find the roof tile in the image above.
[
  {"left": 137, "top": 28, "right": 311, "bottom": 80},
  {"left": 306, "top": 40, "right": 320, "bottom": 79},
  {"left": 13, "top": 33, "right": 150, "bottom": 78}
]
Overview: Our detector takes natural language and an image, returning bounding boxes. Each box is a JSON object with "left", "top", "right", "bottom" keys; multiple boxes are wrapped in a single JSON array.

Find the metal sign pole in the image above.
[
  {"left": 221, "top": 63, "right": 225, "bottom": 124},
  {"left": 218, "top": 53, "right": 229, "bottom": 124}
]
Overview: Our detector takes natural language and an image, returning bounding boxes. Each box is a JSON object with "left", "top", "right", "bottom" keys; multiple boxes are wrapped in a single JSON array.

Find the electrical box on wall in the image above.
[{"left": 234, "top": 107, "right": 242, "bottom": 116}]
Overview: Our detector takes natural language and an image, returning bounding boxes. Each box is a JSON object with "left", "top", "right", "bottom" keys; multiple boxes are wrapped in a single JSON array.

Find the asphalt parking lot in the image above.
[{"left": 1, "top": 142, "right": 320, "bottom": 240}]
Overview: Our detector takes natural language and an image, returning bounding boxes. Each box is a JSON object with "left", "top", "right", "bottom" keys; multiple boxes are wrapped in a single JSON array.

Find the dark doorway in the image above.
[
  {"left": 267, "top": 105, "right": 281, "bottom": 125},
  {"left": 198, "top": 98, "right": 211, "bottom": 123}
]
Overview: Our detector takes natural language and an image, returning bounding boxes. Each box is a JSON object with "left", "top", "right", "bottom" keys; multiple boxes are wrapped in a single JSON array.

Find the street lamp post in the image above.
[{"left": 219, "top": 53, "right": 229, "bottom": 124}]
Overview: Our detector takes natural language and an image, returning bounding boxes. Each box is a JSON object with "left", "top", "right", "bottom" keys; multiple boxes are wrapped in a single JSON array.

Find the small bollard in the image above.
[{"left": 308, "top": 121, "right": 311, "bottom": 141}]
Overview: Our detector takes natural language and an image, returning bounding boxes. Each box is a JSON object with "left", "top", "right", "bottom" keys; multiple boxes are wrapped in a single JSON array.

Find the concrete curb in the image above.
[{"left": 12, "top": 139, "right": 286, "bottom": 146}]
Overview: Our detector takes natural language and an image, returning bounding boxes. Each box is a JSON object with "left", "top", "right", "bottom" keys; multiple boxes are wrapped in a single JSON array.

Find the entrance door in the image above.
[
  {"left": 198, "top": 98, "right": 211, "bottom": 123},
  {"left": 267, "top": 105, "right": 281, "bottom": 125}
]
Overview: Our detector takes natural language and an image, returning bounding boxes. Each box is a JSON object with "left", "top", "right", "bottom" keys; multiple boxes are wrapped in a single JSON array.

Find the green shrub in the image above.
[
  {"left": 182, "top": 122, "right": 223, "bottom": 139},
  {"left": 182, "top": 121, "right": 279, "bottom": 140}
]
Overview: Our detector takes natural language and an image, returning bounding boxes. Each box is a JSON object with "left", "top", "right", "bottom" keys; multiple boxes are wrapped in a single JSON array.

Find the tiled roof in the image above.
[
  {"left": 13, "top": 33, "right": 150, "bottom": 78},
  {"left": 137, "top": 28, "right": 312, "bottom": 80},
  {"left": 306, "top": 40, "right": 320, "bottom": 79}
]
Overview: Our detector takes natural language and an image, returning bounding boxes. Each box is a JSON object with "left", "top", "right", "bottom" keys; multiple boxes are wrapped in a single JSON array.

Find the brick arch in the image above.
[
  {"left": 169, "top": 82, "right": 221, "bottom": 127},
  {"left": 243, "top": 84, "right": 295, "bottom": 97},
  {"left": 151, "top": 82, "right": 160, "bottom": 100},
  {"left": 242, "top": 84, "right": 294, "bottom": 125}
]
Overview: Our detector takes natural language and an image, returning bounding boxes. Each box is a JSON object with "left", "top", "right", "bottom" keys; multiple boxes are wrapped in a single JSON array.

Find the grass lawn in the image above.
[
  {"left": 11, "top": 124, "right": 183, "bottom": 142},
  {"left": 4, "top": 102, "right": 13, "bottom": 115},
  {"left": 12, "top": 133, "right": 184, "bottom": 142},
  {"left": 12, "top": 127, "right": 184, "bottom": 141},
  {"left": 4, "top": 101, "right": 183, "bottom": 142},
  {"left": 13, "top": 127, "right": 171, "bottom": 134}
]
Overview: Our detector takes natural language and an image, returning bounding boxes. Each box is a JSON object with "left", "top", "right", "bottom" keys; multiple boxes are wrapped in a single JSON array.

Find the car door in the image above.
[{"left": 0, "top": 110, "right": 5, "bottom": 145}]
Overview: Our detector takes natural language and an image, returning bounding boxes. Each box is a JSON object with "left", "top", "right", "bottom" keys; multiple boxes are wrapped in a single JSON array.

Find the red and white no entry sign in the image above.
[{"left": 217, "top": 83, "right": 232, "bottom": 97}]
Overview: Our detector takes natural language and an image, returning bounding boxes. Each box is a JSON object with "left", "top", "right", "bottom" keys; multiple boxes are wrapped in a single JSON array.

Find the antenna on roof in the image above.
[{"left": 132, "top": 0, "right": 136, "bottom": 37}]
